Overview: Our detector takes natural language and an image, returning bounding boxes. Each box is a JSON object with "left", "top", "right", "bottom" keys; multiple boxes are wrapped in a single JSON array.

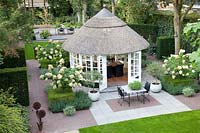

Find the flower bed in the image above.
[{"left": 35, "top": 41, "right": 69, "bottom": 68}]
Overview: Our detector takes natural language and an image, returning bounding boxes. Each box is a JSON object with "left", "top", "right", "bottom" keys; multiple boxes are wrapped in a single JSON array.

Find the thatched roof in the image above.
[{"left": 63, "top": 8, "right": 149, "bottom": 55}]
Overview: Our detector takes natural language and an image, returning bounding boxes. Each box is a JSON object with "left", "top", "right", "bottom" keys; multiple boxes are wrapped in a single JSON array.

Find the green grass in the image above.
[
  {"left": 80, "top": 110, "right": 200, "bottom": 133},
  {"left": 25, "top": 41, "right": 48, "bottom": 60}
]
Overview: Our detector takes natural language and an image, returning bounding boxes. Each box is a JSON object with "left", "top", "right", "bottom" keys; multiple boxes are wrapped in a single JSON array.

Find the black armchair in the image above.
[
  {"left": 117, "top": 86, "right": 129, "bottom": 106},
  {"left": 141, "top": 82, "right": 151, "bottom": 103}
]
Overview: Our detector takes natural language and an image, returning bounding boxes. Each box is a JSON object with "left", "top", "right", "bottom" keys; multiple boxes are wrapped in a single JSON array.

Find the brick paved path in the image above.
[{"left": 27, "top": 60, "right": 96, "bottom": 133}]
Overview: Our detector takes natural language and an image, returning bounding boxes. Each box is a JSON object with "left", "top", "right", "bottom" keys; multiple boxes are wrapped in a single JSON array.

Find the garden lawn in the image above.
[
  {"left": 25, "top": 41, "right": 48, "bottom": 60},
  {"left": 80, "top": 110, "right": 200, "bottom": 133}
]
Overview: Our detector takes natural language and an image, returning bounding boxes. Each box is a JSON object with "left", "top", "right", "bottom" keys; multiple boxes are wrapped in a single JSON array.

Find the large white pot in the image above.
[
  {"left": 150, "top": 82, "right": 162, "bottom": 93},
  {"left": 88, "top": 90, "right": 100, "bottom": 102}
]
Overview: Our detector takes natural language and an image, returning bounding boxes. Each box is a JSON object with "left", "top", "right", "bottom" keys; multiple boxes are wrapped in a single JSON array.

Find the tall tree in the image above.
[
  {"left": 82, "top": 0, "right": 87, "bottom": 23},
  {"left": 111, "top": 0, "right": 115, "bottom": 14},
  {"left": 172, "top": 0, "right": 197, "bottom": 54}
]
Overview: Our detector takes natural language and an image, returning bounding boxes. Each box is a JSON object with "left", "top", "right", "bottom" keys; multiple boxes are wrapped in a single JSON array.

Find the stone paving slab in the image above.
[{"left": 90, "top": 91, "right": 191, "bottom": 125}]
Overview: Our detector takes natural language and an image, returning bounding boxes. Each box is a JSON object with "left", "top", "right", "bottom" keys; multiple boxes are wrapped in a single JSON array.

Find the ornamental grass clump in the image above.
[
  {"left": 128, "top": 81, "right": 142, "bottom": 90},
  {"left": 182, "top": 87, "right": 195, "bottom": 97},
  {"left": 162, "top": 49, "right": 196, "bottom": 79},
  {"left": 40, "top": 58, "right": 84, "bottom": 90},
  {"left": 63, "top": 106, "right": 76, "bottom": 116}
]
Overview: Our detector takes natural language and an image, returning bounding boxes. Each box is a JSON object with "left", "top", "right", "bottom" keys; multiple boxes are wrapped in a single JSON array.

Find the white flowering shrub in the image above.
[
  {"left": 40, "top": 58, "right": 84, "bottom": 90},
  {"left": 35, "top": 41, "right": 63, "bottom": 61},
  {"left": 162, "top": 49, "right": 196, "bottom": 79}
]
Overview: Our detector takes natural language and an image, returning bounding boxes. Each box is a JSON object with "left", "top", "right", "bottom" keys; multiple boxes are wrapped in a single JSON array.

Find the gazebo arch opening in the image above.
[{"left": 69, "top": 51, "right": 142, "bottom": 90}]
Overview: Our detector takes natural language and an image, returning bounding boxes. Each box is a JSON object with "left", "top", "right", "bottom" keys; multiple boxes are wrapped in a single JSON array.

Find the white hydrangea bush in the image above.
[
  {"left": 40, "top": 58, "right": 84, "bottom": 90},
  {"left": 35, "top": 40, "right": 63, "bottom": 61},
  {"left": 162, "top": 49, "right": 196, "bottom": 79}
]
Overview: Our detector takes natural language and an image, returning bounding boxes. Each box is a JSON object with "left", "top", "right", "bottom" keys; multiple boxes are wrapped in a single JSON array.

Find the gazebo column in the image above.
[
  {"left": 98, "top": 55, "right": 107, "bottom": 91},
  {"left": 70, "top": 52, "right": 74, "bottom": 68},
  {"left": 128, "top": 51, "right": 142, "bottom": 83}
]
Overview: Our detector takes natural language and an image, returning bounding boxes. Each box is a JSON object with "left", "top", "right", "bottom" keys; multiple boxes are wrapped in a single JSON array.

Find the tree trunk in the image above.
[
  {"left": 111, "top": 0, "right": 115, "bottom": 14},
  {"left": 82, "top": 1, "right": 87, "bottom": 24},
  {"left": 174, "top": 10, "right": 181, "bottom": 55},
  {"left": 31, "top": 0, "right": 34, "bottom": 18},
  {"left": 77, "top": 12, "right": 81, "bottom": 24},
  {"left": 24, "top": 0, "right": 26, "bottom": 12},
  {"left": 100, "top": 0, "right": 104, "bottom": 8},
  {"left": 43, "top": 0, "right": 48, "bottom": 24}
]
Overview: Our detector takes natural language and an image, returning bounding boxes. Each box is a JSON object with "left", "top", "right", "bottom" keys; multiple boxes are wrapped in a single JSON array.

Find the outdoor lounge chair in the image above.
[{"left": 117, "top": 86, "right": 129, "bottom": 106}]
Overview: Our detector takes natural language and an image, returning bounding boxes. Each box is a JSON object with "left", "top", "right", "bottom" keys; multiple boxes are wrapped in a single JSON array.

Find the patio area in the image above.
[{"left": 28, "top": 60, "right": 200, "bottom": 133}]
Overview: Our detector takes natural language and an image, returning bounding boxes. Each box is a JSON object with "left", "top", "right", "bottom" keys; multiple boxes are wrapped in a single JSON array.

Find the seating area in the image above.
[{"left": 117, "top": 82, "right": 151, "bottom": 106}]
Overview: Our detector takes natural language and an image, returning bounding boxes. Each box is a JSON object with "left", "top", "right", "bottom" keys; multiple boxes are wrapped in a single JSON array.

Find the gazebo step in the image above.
[{"left": 100, "top": 86, "right": 117, "bottom": 93}]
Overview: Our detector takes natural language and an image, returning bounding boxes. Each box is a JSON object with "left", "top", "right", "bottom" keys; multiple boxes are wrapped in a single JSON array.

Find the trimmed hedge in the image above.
[
  {"left": 0, "top": 48, "right": 26, "bottom": 69},
  {"left": 48, "top": 89, "right": 75, "bottom": 113},
  {"left": 0, "top": 67, "right": 29, "bottom": 106},
  {"left": 161, "top": 76, "right": 199, "bottom": 95},
  {"left": 48, "top": 89, "right": 92, "bottom": 113},
  {"left": 156, "top": 36, "right": 174, "bottom": 59},
  {"left": 128, "top": 24, "right": 159, "bottom": 42}
]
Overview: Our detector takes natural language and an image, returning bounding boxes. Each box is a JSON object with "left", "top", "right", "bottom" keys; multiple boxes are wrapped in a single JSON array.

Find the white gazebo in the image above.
[{"left": 63, "top": 8, "right": 149, "bottom": 91}]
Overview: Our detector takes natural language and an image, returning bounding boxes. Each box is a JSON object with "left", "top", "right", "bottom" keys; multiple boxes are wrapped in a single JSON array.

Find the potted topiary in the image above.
[
  {"left": 146, "top": 61, "right": 164, "bottom": 93},
  {"left": 128, "top": 81, "right": 142, "bottom": 90},
  {"left": 83, "top": 70, "right": 103, "bottom": 101},
  {"left": 182, "top": 87, "right": 195, "bottom": 97}
]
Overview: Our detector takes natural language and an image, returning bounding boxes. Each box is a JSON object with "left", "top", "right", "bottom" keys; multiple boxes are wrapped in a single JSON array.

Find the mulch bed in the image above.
[{"left": 106, "top": 95, "right": 161, "bottom": 112}]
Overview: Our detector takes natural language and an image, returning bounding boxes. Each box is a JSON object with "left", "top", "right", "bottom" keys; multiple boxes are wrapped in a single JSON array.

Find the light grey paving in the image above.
[{"left": 90, "top": 90, "right": 191, "bottom": 125}]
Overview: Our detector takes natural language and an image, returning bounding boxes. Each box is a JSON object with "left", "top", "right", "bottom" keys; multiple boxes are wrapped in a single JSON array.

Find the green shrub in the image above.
[
  {"left": 182, "top": 87, "right": 195, "bottom": 97},
  {"left": 70, "top": 91, "right": 92, "bottom": 110},
  {"left": 0, "top": 67, "right": 29, "bottom": 106},
  {"left": 146, "top": 61, "right": 165, "bottom": 79},
  {"left": 161, "top": 76, "right": 199, "bottom": 95},
  {"left": 0, "top": 48, "right": 26, "bottom": 69},
  {"left": 48, "top": 90, "right": 92, "bottom": 113},
  {"left": 0, "top": 105, "right": 28, "bottom": 133},
  {"left": 128, "top": 24, "right": 158, "bottom": 42},
  {"left": 128, "top": 81, "right": 142, "bottom": 90},
  {"left": 39, "top": 59, "right": 57, "bottom": 68},
  {"left": 48, "top": 88, "right": 75, "bottom": 113},
  {"left": 0, "top": 88, "right": 16, "bottom": 106},
  {"left": 35, "top": 42, "right": 69, "bottom": 68},
  {"left": 156, "top": 36, "right": 174, "bottom": 59},
  {"left": 63, "top": 106, "right": 76, "bottom": 116},
  {"left": 40, "top": 30, "right": 50, "bottom": 39}
]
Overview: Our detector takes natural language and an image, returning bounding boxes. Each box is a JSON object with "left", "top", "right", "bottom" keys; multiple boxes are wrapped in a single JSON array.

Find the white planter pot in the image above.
[
  {"left": 150, "top": 82, "right": 162, "bottom": 93},
  {"left": 88, "top": 90, "right": 100, "bottom": 102}
]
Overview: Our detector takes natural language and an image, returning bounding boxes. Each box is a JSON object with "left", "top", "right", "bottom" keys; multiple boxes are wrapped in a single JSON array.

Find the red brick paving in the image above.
[
  {"left": 106, "top": 95, "right": 161, "bottom": 112},
  {"left": 175, "top": 93, "right": 200, "bottom": 110},
  {"left": 27, "top": 60, "right": 97, "bottom": 133}
]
